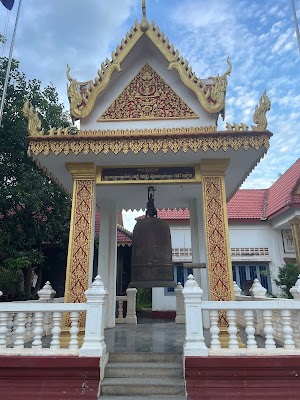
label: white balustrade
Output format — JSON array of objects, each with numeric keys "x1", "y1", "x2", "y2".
[
  {"x1": 115, "y1": 297, "x2": 126, "y2": 323},
  {"x1": 115, "y1": 288, "x2": 137, "y2": 325},
  {"x1": 126, "y1": 288, "x2": 137, "y2": 324},
  {"x1": 0, "y1": 275, "x2": 107, "y2": 357},
  {"x1": 175, "y1": 282, "x2": 185, "y2": 324},
  {"x1": 80, "y1": 275, "x2": 107, "y2": 357},
  {"x1": 182, "y1": 275, "x2": 208, "y2": 357},
  {"x1": 182, "y1": 274, "x2": 300, "y2": 356}
]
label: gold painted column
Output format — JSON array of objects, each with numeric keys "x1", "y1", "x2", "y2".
[
  {"x1": 290, "y1": 217, "x2": 300, "y2": 268},
  {"x1": 64, "y1": 163, "x2": 96, "y2": 327},
  {"x1": 201, "y1": 159, "x2": 234, "y2": 328}
]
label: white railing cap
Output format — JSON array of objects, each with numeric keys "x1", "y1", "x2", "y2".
[
  {"x1": 38, "y1": 281, "x2": 56, "y2": 300},
  {"x1": 290, "y1": 274, "x2": 300, "y2": 299},
  {"x1": 182, "y1": 274, "x2": 203, "y2": 296}
]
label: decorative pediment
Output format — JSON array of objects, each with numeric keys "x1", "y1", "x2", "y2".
[{"x1": 97, "y1": 64, "x2": 198, "y2": 122}]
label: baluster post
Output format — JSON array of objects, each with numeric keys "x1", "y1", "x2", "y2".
[
  {"x1": 263, "y1": 310, "x2": 276, "y2": 349},
  {"x1": 0, "y1": 312, "x2": 8, "y2": 348},
  {"x1": 38, "y1": 281, "x2": 56, "y2": 334},
  {"x1": 227, "y1": 310, "x2": 239, "y2": 349},
  {"x1": 6, "y1": 313, "x2": 14, "y2": 342},
  {"x1": 244, "y1": 310, "x2": 257, "y2": 349},
  {"x1": 80, "y1": 275, "x2": 107, "y2": 357},
  {"x1": 126, "y1": 288, "x2": 137, "y2": 324},
  {"x1": 25, "y1": 312, "x2": 33, "y2": 340},
  {"x1": 182, "y1": 275, "x2": 208, "y2": 357},
  {"x1": 32, "y1": 312, "x2": 44, "y2": 349},
  {"x1": 69, "y1": 311, "x2": 79, "y2": 350},
  {"x1": 50, "y1": 312, "x2": 62, "y2": 350},
  {"x1": 175, "y1": 283, "x2": 185, "y2": 324},
  {"x1": 210, "y1": 310, "x2": 221, "y2": 349},
  {"x1": 14, "y1": 312, "x2": 27, "y2": 349},
  {"x1": 281, "y1": 309, "x2": 295, "y2": 349}
]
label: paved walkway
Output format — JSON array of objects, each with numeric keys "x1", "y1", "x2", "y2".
[{"x1": 104, "y1": 310, "x2": 268, "y2": 353}]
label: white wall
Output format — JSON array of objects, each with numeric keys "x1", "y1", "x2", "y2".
[
  {"x1": 229, "y1": 222, "x2": 293, "y2": 295},
  {"x1": 152, "y1": 220, "x2": 296, "y2": 311}
]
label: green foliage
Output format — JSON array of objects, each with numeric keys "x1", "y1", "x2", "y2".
[
  {"x1": 0, "y1": 57, "x2": 72, "y2": 299},
  {"x1": 136, "y1": 288, "x2": 152, "y2": 310},
  {"x1": 0, "y1": 268, "x2": 23, "y2": 300},
  {"x1": 274, "y1": 263, "x2": 299, "y2": 298}
]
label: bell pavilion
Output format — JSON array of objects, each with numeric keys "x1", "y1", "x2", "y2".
[
  {"x1": 4, "y1": 2, "x2": 300, "y2": 400},
  {"x1": 23, "y1": 1, "x2": 272, "y2": 332}
]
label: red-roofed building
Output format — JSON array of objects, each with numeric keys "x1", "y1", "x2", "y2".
[{"x1": 152, "y1": 160, "x2": 300, "y2": 314}]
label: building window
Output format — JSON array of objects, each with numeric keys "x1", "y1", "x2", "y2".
[
  {"x1": 165, "y1": 264, "x2": 193, "y2": 295},
  {"x1": 232, "y1": 263, "x2": 271, "y2": 294},
  {"x1": 282, "y1": 230, "x2": 295, "y2": 253}
]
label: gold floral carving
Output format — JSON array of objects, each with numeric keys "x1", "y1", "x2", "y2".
[
  {"x1": 98, "y1": 64, "x2": 198, "y2": 121},
  {"x1": 202, "y1": 175, "x2": 234, "y2": 327},
  {"x1": 252, "y1": 90, "x2": 271, "y2": 131},
  {"x1": 23, "y1": 100, "x2": 43, "y2": 136},
  {"x1": 64, "y1": 179, "x2": 95, "y2": 327},
  {"x1": 28, "y1": 134, "x2": 270, "y2": 157}
]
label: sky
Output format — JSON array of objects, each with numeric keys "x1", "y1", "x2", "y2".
[{"x1": 1, "y1": 0, "x2": 300, "y2": 230}]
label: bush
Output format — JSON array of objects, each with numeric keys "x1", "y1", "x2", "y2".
[
  {"x1": 0, "y1": 267, "x2": 24, "y2": 300},
  {"x1": 136, "y1": 288, "x2": 152, "y2": 310},
  {"x1": 274, "y1": 263, "x2": 299, "y2": 298}
]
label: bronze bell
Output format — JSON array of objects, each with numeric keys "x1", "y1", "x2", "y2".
[{"x1": 129, "y1": 187, "x2": 175, "y2": 288}]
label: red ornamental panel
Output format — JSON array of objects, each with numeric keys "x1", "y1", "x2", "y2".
[
  {"x1": 65, "y1": 179, "x2": 94, "y2": 326},
  {"x1": 202, "y1": 176, "x2": 233, "y2": 325}
]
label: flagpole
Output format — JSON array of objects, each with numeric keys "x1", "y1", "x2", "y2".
[
  {"x1": 292, "y1": 0, "x2": 300, "y2": 54},
  {"x1": 0, "y1": 0, "x2": 22, "y2": 127}
]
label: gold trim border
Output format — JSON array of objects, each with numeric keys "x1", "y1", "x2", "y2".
[
  {"x1": 28, "y1": 134, "x2": 270, "y2": 156},
  {"x1": 96, "y1": 164, "x2": 201, "y2": 185}
]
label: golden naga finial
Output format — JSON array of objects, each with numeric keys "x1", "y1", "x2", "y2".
[
  {"x1": 140, "y1": 0, "x2": 149, "y2": 32},
  {"x1": 23, "y1": 100, "x2": 43, "y2": 136},
  {"x1": 66, "y1": 64, "x2": 84, "y2": 116},
  {"x1": 252, "y1": 90, "x2": 271, "y2": 131},
  {"x1": 208, "y1": 56, "x2": 232, "y2": 105}
]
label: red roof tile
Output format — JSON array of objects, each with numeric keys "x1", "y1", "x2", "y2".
[
  {"x1": 266, "y1": 158, "x2": 300, "y2": 218},
  {"x1": 227, "y1": 189, "x2": 268, "y2": 220},
  {"x1": 157, "y1": 208, "x2": 190, "y2": 220},
  {"x1": 95, "y1": 210, "x2": 132, "y2": 246}
]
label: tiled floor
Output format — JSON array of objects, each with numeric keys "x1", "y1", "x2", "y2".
[{"x1": 104, "y1": 311, "x2": 267, "y2": 353}]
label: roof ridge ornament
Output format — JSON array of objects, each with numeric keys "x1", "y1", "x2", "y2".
[
  {"x1": 225, "y1": 90, "x2": 271, "y2": 132},
  {"x1": 140, "y1": 0, "x2": 149, "y2": 32},
  {"x1": 23, "y1": 100, "x2": 43, "y2": 136},
  {"x1": 252, "y1": 90, "x2": 271, "y2": 131}
]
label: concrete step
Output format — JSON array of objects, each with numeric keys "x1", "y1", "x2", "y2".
[
  {"x1": 100, "y1": 377, "x2": 186, "y2": 396},
  {"x1": 100, "y1": 396, "x2": 187, "y2": 400},
  {"x1": 108, "y1": 352, "x2": 182, "y2": 363},
  {"x1": 105, "y1": 362, "x2": 183, "y2": 378}
]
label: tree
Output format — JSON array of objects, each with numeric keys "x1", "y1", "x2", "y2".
[
  {"x1": 274, "y1": 263, "x2": 299, "y2": 298},
  {"x1": 0, "y1": 57, "x2": 72, "y2": 299}
]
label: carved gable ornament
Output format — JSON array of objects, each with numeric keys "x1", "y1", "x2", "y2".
[{"x1": 98, "y1": 64, "x2": 198, "y2": 121}]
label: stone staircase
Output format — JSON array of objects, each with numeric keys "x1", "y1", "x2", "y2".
[{"x1": 99, "y1": 352, "x2": 186, "y2": 399}]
